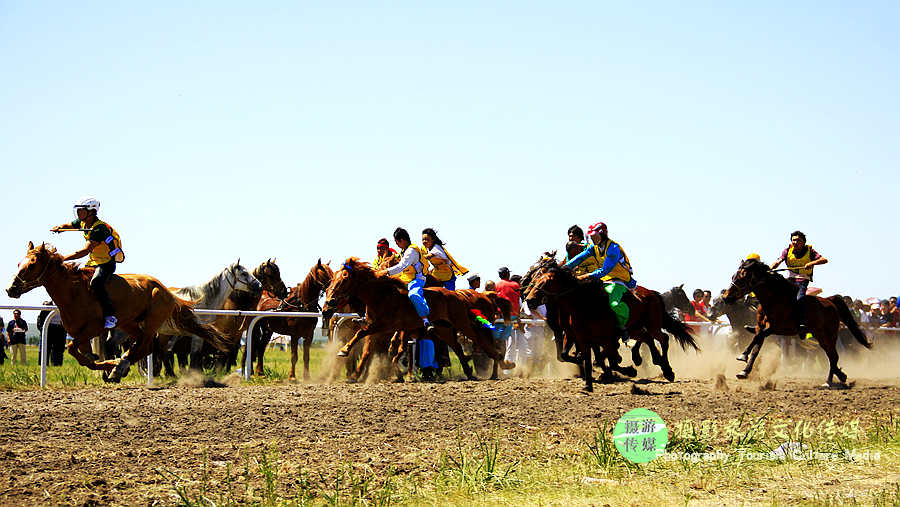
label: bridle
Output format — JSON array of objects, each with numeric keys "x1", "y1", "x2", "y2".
[{"x1": 14, "y1": 259, "x2": 51, "y2": 293}]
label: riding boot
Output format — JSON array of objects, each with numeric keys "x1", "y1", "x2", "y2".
[{"x1": 795, "y1": 298, "x2": 812, "y2": 340}]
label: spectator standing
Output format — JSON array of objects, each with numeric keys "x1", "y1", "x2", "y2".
[
  {"x1": 7, "y1": 310, "x2": 28, "y2": 365},
  {"x1": 467, "y1": 274, "x2": 481, "y2": 291},
  {"x1": 495, "y1": 267, "x2": 524, "y2": 374},
  {"x1": 684, "y1": 289, "x2": 711, "y2": 322}
]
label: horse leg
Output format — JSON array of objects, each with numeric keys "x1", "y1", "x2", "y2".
[
  {"x1": 338, "y1": 326, "x2": 370, "y2": 357},
  {"x1": 737, "y1": 329, "x2": 772, "y2": 379},
  {"x1": 631, "y1": 340, "x2": 643, "y2": 366},
  {"x1": 821, "y1": 331, "x2": 847, "y2": 385},
  {"x1": 582, "y1": 340, "x2": 593, "y2": 392},
  {"x1": 303, "y1": 336, "x2": 312, "y2": 381},
  {"x1": 288, "y1": 336, "x2": 298, "y2": 381},
  {"x1": 646, "y1": 332, "x2": 674, "y2": 382},
  {"x1": 446, "y1": 335, "x2": 476, "y2": 380},
  {"x1": 68, "y1": 337, "x2": 114, "y2": 371}
]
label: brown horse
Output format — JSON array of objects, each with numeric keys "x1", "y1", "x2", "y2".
[
  {"x1": 323, "y1": 258, "x2": 513, "y2": 381},
  {"x1": 526, "y1": 265, "x2": 637, "y2": 392},
  {"x1": 6, "y1": 242, "x2": 231, "y2": 382},
  {"x1": 522, "y1": 253, "x2": 698, "y2": 382},
  {"x1": 248, "y1": 260, "x2": 333, "y2": 380},
  {"x1": 722, "y1": 258, "x2": 870, "y2": 385}
]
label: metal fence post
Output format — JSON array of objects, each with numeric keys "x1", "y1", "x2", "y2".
[{"x1": 39, "y1": 309, "x2": 58, "y2": 388}]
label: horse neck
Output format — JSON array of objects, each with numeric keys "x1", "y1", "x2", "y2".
[
  {"x1": 750, "y1": 273, "x2": 793, "y2": 308},
  {"x1": 295, "y1": 271, "x2": 324, "y2": 309},
  {"x1": 41, "y1": 261, "x2": 85, "y2": 309}
]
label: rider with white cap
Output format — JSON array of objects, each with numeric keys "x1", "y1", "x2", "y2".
[
  {"x1": 51, "y1": 197, "x2": 124, "y2": 329},
  {"x1": 563, "y1": 221, "x2": 636, "y2": 340}
]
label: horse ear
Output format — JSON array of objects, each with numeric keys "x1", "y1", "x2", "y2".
[
  {"x1": 27, "y1": 241, "x2": 34, "y2": 251},
  {"x1": 678, "y1": 283, "x2": 684, "y2": 290},
  {"x1": 236, "y1": 257, "x2": 241, "y2": 266},
  {"x1": 317, "y1": 258, "x2": 322, "y2": 268}
]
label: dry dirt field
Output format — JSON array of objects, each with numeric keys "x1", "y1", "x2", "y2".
[{"x1": 1, "y1": 372, "x2": 898, "y2": 506}]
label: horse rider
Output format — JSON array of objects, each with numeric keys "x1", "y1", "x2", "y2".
[
  {"x1": 769, "y1": 230, "x2": 827, "y2": 339},
  {"x1": 372, "y1": 238, "x2": 399, "y2": 269},
  {"x1": 377, "y1": 227, "x2": 433, "y2": 333},
  {"x1": 422, "y1": 228, "x2": 469, "y2": 290},
  {"x1": 51, "y1": 196, "x2": 124, "y2": 329},
  {"x1": 564, "y1": 225, "x2": 600, "y2": 276},
  {"x1": 563, "y1": 221, "x2": 636, "y2": 340}
]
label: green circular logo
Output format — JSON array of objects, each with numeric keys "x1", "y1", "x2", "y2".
[{"x1": 612, "y1": 408, "x2": 668, "y2": 463}]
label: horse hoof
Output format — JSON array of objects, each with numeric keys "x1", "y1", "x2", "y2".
[
  {"x1": 663, "y1": 370, "x2": 675, "y2": 382},
  {"x1": 736, "y1": 353, "x2": 748, "y2": 362},
  {"x1": 288, "y1": 376, "x2": 296, "y2": 382},
  {"x1": 101, "y1": 371, "x2": 113, "y2": 383},
  {"x1": 113, "y1": 360, "x2": 131, "y2": 380},
  {"x1": 500, "y1": 360, "x2": 516, "y2": 370},
  {"x1": 466, "y1": 375, "x2": 478, "y2": 381},
  {"x1": 345, "y1": 377, "x2": 358, "y2": 384},
  {"x1": 736, "y1": 371, "x2": 748, "y2": 379}
]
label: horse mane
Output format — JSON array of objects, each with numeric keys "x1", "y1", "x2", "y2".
[
  {"x1": 744, "y1": 258, "x2": 796, "y2": 294},
  {"x1": 342, "y1": 257, "x2": 408, "y2": 293}
]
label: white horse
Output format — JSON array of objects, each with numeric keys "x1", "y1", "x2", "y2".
[{"x1": 159, "y1": 259, "x2": 262, "y2": 375}]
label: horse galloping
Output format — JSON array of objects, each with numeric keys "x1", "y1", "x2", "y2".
[
  {"x1": 6, "y1": 242, "x2": 231, "y2": 382},
  {"x1": 722, "y1": 258, "x2": 870, "y2": 385}
]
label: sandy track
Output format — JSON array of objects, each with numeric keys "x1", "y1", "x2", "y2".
[{"x1": 0, "y1": 375, "x2": 897, "y2": 506}]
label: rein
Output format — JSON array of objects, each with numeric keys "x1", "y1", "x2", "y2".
[{"x1": 14, "y1": 260, "x2": 52, "y2": 293}]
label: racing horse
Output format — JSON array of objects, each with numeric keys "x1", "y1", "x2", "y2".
[
  {"x1": 160, "y1": 260, "x2": 261, "y2": 375},
  {"x1": 323, "y1": 258, "x2": 514, "y2": 380},
  {"x1": 722, "y1": 258, "x2": 870, "y2": 385},
  {"x1": 6, "y1": 242, "x2": 231, "y2": 382},
  {"x1": 522, "y1": 253, "x2": 698, "y2": 382},
  {"x1": 247, "y1": 259, "x2": 332, "y2": 380}
]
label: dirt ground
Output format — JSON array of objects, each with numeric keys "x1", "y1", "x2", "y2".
[{"x1": 0, "y1": 370, "x2": 898, "y2": 506}]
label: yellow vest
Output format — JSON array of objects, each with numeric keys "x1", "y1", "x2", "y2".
[
  {"x1": 590, "y1": 240, "x2": 632, "y2": 284},
  {"x1": 373, "y1": 252, "x2": 399, "y2": 269},
  {"x1": 428, "y1": 246, "x2": 469, "y2": 282},
  {"x1": 82, "y1": 219, "x2": 124, "y2": 266},
  {"x1": 786, "y1": 245, "x2": 814, "y2": 277},
  {"x1": 569, "y1": 242, "x2": 600, "y2": 276},
  {"x1": 397, "y1": 244, "x2": 429, "y2": 283}
]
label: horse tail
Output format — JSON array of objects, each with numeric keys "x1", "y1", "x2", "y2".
[
  {"x1": 662, "y1": 311, "x2": 700, "y2": 352},
  {"x1": 168, "y1": 296, "x2": 233, "y2": 353},
  {"x1": 828, "y1": 295, "x2": 871, "y2": 349}
]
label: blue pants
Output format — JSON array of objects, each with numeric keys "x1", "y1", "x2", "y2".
[
  {"x1": 441, "y1": 278, "x2": 456, "y2": 290},
  {"x1": 407, "y1": 276, "x2": 430, "y2": 318},
  {"x1": 417, "y1": 338, "x2": 439, "y2": 369}
]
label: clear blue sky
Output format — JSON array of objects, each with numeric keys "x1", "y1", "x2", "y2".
[{"x1": 2, "y1": 1, "x2": 898, "y2": 314}]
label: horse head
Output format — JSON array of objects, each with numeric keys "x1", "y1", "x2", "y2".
[
  {"x1": 723, "y1": 258, "x2": 768, "y2": 303},
  {"x1": 7, "y1": 241, "x2": 60, "y2": 298},
  {"x1": 323, "y1": 257, "x2": 368, "y2": 312},
  {"x1": 667, "y1": 284, "x2": 694, "y2": 316},
  {"x1": 525, "y1": 265, "x2": 576, "y2": 308},
  {"x1": 228, "y1": 260, "x2": 262, "y2": 295},
  {"x1": 520, "y1": 251, "x2": 558, "y2": 295},
  {"x1": 254, "y1": 258, "x2": 288, "y2": 298}
]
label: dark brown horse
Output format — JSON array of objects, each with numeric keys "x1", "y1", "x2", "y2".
[
  {"x1": 248, "y1": 260, "x2": 333, "y2": 380},
  {"x1": 522, "y1": 253, "x2": 698, "y2": 382},
  {"x1": 6, "y1": 242, "x2": 230, "y2": 382},
  {"x1": 323, "y1": 258, "x2": 513, "y2": 381},
  {"x1": 722, "y1": 258, "x2": 870, "y2": 385}
]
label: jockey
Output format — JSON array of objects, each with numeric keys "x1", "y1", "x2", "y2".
[
  {"x1": 563, "y1": 221, "x2": 636, "y2": 339},
  {"x1": 770, "y1": 230, "x2": 828, "y2": 339},
  {"x1": 422, "y1": 228, "x2": 468, "y2": 290},
  {"x1": 51, "y1": 196, "x2": 124, "y2": 329},
  {"x1": 372, "y1": 238, "x2": 399, "y2": 269},
  {"x1": 564, "y1": 225, "x2": 599, "y2": 276},
  {"x1": 377, "y1": 227, "x2": 433, "y2": 332}
]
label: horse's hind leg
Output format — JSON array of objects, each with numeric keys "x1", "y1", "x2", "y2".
[
  {"x1": 822, "y1": 334, "x2": 847, "y2": 385},
  {"x1": 737, "y1": 330, "x2": 772, "y2": 379},
  {"x1": 582, "y1": 341, "x2": 593, "y2": 392},
  {"x1": 646, "y1": 332, "x2": 674, "y2": 382},
  {"x1": 445, "y1": 335, "x2": 476, "y2": 380}
]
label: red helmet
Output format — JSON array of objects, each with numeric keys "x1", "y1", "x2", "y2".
[{"x1": 587, "y1": 221, "x2": 607, "y2": 236}]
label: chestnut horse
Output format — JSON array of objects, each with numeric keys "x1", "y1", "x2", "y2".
[
  {"x1": 248, "y1": 260, "x2": 332, "y2": 380},
  {"x1": 722, "y1": 258, "x2": 870, "y2": 385},
  {"x1": 6, "y1": 242, "x2": 230, "y2": 382},
  {"x1": 323, "y1": 258, "x2": 513, "y2": 380}
]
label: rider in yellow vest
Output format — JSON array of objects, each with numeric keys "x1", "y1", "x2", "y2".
[
  {"x1": 564, "y1": 225, "x2": 600, "y2": 276},
  {"x1": 51, "y1": 197, "x2": 124, "y2": 329},
  {"x1": 563, "y1": 221, "x2": 636, "y2": 338},
  {"x1": 422, "y1": 228, "x2": 468, "y2": 290},
  {"x1": 770, "y1": 230, "x2": 827, "y2": 339},
  {"x1": 372, "y1": 238, "x2": 400, "y2": 269},
  {"x1": 376, "y1": 227, "x2": 432, "y2": 327}
]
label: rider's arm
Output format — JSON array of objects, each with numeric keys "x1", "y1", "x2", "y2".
[
  {"x1": 51, "y1": 219, "x2": 81, "y2": 233},
  {"x1": 804, "y1": 247, "x2": 828, "y2": 269},
  {"x1": 63, "y1": 240, "x2": 100, "y2": 261},
  {"x1": 385, "y1": 248, "x2": 418, "y2": 276},
  {"x1": 586, "y1": 243, "x2": 623, "y2": 279},
  {"x1": 562, "y1": 247, "x2": 593, "y2": 270},
  {"x1": 770, "y1": 248, "x2": 788, "y2": 270}
]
